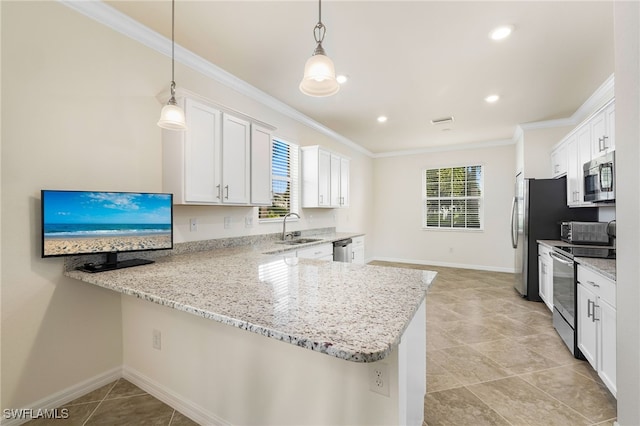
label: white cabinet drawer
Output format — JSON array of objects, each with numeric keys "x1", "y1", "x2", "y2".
[
  {"x1": 352, "y1": 236, "x2": 365, "y2": 248},
  {"x1": 297, "y1": 243, "x2": 333, "y2": 260},
  {"x1": 538, "y1": 244, "x2": 552, "y2": 258},
  {"x1": 577, "y1": 265, "x2": 616, "y2": 308}
]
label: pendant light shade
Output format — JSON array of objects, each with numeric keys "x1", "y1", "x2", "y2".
[
  {"x1": 158, "y1": 85, "x2": 186, "y2": 130},
  {"x1": 158, "y1": 0, "x2": 186, "y2": 130},
  {"x1": 299, "y1": 0, "x2": 339, "y2": 97}
]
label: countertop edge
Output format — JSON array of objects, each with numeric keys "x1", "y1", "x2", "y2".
[
  {"x1": 537, "y1": 239, "x2": 616, "y2": 281},
  {"x1": 64, "y1": 234, "x2": 435, "y2": 364}
]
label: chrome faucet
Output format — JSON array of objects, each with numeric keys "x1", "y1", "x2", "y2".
[{"x1": 282, "y1": 212, "x2": 300, "y2": 240}]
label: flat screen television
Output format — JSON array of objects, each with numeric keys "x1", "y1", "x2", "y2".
[{"x1": 41, "y1": 190, "x2": 173, "y2": 272}]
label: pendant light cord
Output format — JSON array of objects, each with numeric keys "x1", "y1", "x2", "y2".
[
  {"x1": 313, "y1": 0, "x2": 326, "y2": 45},
  {"x1": 171, "y1": 0, "x2": 176, "y2": 95}
]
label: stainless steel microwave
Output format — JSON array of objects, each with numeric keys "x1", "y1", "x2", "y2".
[{"x1": 583, "y1": 151, "x2": 615, "y2": 203}]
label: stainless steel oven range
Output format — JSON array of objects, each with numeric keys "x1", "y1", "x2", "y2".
[
  {"x1": 551, "y1": 245, "x2": 616, "y2": 357},
  {"x1": 551, "y1": 248, "x2": 577, "y2": 355}
]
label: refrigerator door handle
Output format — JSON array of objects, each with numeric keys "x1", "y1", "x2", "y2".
[{"x1": 510, "y1": 196, "x2": 518, "y2": 248}]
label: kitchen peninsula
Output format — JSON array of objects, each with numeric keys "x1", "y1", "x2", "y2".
[{"x1": 65, "y1": 234, "x2": 435, "y2": 425}]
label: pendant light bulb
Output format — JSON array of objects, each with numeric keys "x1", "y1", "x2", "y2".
[
  {"x1": 158, "y1": 0, "x2": 186, "y2": 130},
  {"x1": 299, "y1": 0, "x2": 339, "y2": 97}
]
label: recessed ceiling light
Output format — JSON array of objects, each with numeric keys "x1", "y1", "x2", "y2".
[
  {"x1": 485, "y1": 94, "x2": 500, "y2": 103},
  {"x1": 489, "y1": 25, "x2": 514, "y2": 41},
  {"x1": 336, "y1": 75, "x2": 348, "y2": 84},
  {"x1": 377, "y1": 116, "x2": 388, "y2": 123}
]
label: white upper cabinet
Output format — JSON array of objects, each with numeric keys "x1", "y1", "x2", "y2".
[
  {"x1": 301, "y1": 146, "x2": 350, "y2": 208},
  {"x1": 163, "y1": 97, "x2": 222, "y2": 204},
  {"x1": 340, "y1": 157, "x2": 350, "y2": 207},
  {"x1": 590, "y1": 101, "x2": 615, "y2": 157},
  {"x1": 330, "y1": 154, "x2": 341, "y2": 207},
  {"x1": 552, "y1": 98, "x2": 614, "y2": 208},
  {"x1": 162, "y1": 95, "x2": 274, "y2": 206},
  {"x1": 550, "y1": 143, "x2": 567, "y2": 178},
  {"x1": 250, "y1": 125, "x2": 273, "y2": 206},
  {"x1": 221, "y1": 113, "x2": 251, "y2": 205}
]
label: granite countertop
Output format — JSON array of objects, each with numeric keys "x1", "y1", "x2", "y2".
[
  {"x1": 537, "y1": 239, "x2": 616, "y2": 281},
  {"x1": 65, "y1": 233, "x2": 435, "y2": 363}
]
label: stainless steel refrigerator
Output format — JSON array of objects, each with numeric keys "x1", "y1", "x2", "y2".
[{"x1": 510, "y1": 174, "x2": 597, "y2": 300}]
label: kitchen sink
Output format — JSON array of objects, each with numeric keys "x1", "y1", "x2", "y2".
[{"x1": 275, "y1": 238, "x2": 323, "y2": 245}]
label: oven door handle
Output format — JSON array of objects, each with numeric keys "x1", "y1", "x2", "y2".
[{"x1": 549, "y1": 251, "x2": 574, "y2": 266}]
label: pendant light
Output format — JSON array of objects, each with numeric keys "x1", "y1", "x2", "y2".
[
  {"x1": 157, "y1": 0, "x2": 186, "y2": 130},
  {"x1": 299, "y1": 0, "x2": 340, "y2": 97}
]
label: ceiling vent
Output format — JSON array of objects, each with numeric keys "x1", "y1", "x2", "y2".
[{"x1": 431, "y1": 116, "x2": 455, "y2": 125}]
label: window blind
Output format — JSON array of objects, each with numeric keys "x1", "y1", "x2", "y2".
[
  {"x1": 259, "y1": 140, "x2": 299, "y2": 220},
  {"x1": 423, "y1": 165, "x2": 483, "y2": 229}
]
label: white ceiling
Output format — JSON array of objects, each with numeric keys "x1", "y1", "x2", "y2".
[{"x1": 106, "y1": 1, "x2": 614, "y2": 155}]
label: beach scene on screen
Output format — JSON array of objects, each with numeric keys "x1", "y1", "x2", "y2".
[{"x1": 43, "y1": 191, "x2": 172, "y2": 256}]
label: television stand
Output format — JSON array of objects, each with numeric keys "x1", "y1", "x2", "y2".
[{"x1": 76, "y1": 253, "x2": 154, "y2": 273}]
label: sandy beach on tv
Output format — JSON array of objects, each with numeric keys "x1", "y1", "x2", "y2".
[{"x1": 44, "y1": 234, "x2": 172, "y2": 256}]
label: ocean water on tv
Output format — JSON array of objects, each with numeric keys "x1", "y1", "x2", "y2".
[{"x1": 44, "y1": 223, "x2": 172, "y2": 238}]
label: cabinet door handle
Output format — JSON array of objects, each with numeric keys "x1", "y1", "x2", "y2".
[
  {"x1": 593, "y1": 303, "x2": 600, "y2": 322},
  {"x1": 554, "y1": 164, "x2": 559, "y2": 173},
  {"x1": 320, "y1": 194, "x2": 323, "y2": 204},
  {"x1": 602, "y1": 135, "x2": 609, "y2": 151},
  {"x1": 586, "y1": 280, "x2": 600, "y2": 288},
  {"x1": 225, "y1": 185, "x2": 229, "y2": 200},
  {"x1": 216, "y1": 184, "x2": 221, "y2": 200},
  {"x1": 587, "y1": 299, "x2": 593, "y2": 319}
]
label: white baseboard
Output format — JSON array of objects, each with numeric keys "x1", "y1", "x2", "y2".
[
  {"x1": 0, "y1": 367, "x2": 121, "y2": 426},
  {"x1": 122, "y1": 365, "x2": 230, "y2": 426},
  {"x1": 370, "y1": 256, "x2": 516, "y2": 273}
]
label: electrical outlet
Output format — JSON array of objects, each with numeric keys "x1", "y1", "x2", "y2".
[
  {"x1": 369, "y1": 362, "x2": 390, "y2": 396},
  {"x1": 224, "y1": 217, "x2": 231, "y2": 229},
  {"x1": 245, "y1": 216, "x2": 253, "y2": 228},
  {"x1": 189, "y1": 218, "x2": 197, "y2": 232},
  {"x1": 152, "y1": 329, "x2": 162, "y2": 350}
]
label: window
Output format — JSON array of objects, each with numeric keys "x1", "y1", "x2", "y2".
[
  {"x1": 259, "y1": 139, "x2": 299, "y2": 221},
  {"x1": 422, "y1": 165, "x2": 483, "y2": 230}
]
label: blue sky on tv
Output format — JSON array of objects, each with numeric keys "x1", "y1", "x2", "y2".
[{"x1": 44, "y1": 191, "x2": 172, "y2": 225}]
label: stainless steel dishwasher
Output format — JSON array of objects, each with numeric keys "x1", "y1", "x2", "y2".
[{"x1": 333, "y1": 238, "x2": 353, "y2": 262}]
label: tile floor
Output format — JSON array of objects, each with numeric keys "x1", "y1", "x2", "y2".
[
  {"x1": 25, "y1": 378, "x2": 198, "y2": 426},
  {"x1": 371, "y1": 261, "x2": 617, "y2": 426},
  {"x1": 27, "y1": 263, "x2": 617, "y2": 425}
]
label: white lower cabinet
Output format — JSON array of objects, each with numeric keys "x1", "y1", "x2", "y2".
[
  {"x1": 351, "y1": 236, "x2": 365, "y2": 264},
  {"x1": 577, "y1": 264, "x2": 616, "y2": 397},
  {"x1": 297, "y1": 243, "x2": 333, "y2": 261},
  {"x1": 537, "y1": 244, "x2": 553, "y2": 311}
]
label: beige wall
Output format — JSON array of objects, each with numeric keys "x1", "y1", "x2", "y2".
[
  {"x1": 614, "y1": 1, "x2": 640, "y2": 424},
  {"x1": 372, "y1": 144, "x2": 516, "y2": 272},
  {"x1": 0, "y1": 1, "x2": 373, "y2": 410}
]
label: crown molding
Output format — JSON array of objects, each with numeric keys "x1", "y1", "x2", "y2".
[{"x1": 58, "y1": 0, "x2": 373, "y2": 158}]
